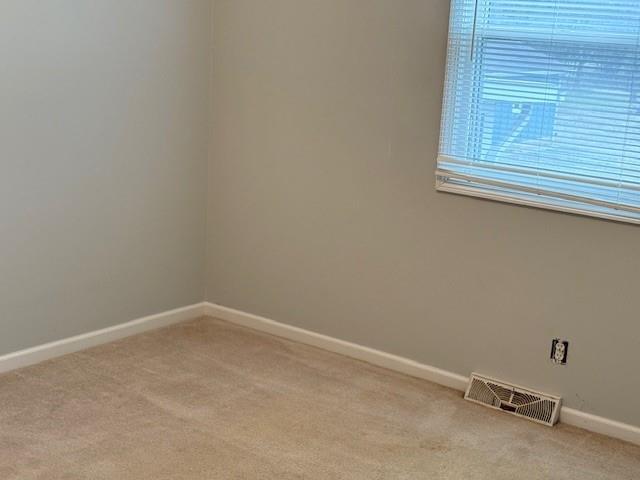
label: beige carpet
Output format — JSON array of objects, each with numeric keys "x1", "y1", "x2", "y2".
[{"x1": 1, "y1": 317, "x2": 638, "y2": 479}]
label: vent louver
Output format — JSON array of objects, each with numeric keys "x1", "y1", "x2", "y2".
[{"x1": 465, "y1": 373, "x2": 561, "y2": 427}]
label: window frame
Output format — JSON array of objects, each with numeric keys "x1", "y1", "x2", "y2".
[{"x1": 436, "y1": 0, "x2": 640, "y2": 225}]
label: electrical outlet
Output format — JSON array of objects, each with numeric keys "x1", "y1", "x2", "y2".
[{"x1": 550, "y1": 339, "x2": 569, "y2": 365}]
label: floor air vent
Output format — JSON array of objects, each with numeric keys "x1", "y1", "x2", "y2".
[{"x1": 465, "y1": 373, "x2": 561, "y2": 427}]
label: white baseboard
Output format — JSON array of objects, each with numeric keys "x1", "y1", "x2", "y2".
[
  {"x1": 560, "y1": 407, "x2": 640, "y2": 446},
  {"x1": 0, "y1": 302, "x2": 207, "y2": 374},
  {"x1": 204, "y1": 302, "x2": 640, "y2": 446},
  {"x1": 203, "y1": 303, "x2": 467, "y2": 392}
]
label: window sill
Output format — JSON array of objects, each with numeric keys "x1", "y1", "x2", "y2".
[{"x1": 435, "y1": 178, "x2": 640, "y2": 226}]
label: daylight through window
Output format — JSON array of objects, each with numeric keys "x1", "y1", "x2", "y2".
[{"x1": 437, "y1": 0, "x2": 640, "y2": 223}]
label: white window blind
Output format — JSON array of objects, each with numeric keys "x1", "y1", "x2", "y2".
[{"x1": 437, "y1": 0, "x2": 640, "y2": 223}]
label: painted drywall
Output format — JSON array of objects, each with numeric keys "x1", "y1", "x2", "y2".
[
  {"x1": 206, "y1": 0, "x2": 640, "y2": 427},
  {"x1": 0, "y1": 1, "x2": 210, "y2": 355}
]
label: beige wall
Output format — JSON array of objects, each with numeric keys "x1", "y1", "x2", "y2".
[
  {"x1": 0, "y1": 1, "x2": 211, "y2": 354},
  {"x1": 207, "y1": 0, "x2": 640, "y2": 426}
]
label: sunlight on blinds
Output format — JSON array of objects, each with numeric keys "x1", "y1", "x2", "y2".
[{"x1": 437, "y1": 0, "x2": 640, "y2": 223}]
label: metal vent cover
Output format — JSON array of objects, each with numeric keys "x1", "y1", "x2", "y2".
[{"x1": 465, "y1": 373, "x2": 561, "y2": 427}]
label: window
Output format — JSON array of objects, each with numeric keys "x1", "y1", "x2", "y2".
[{"x1": 437, "y1": 0, "x2": 640, "y2": 224}]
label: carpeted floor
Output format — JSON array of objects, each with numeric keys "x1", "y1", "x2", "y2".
[{"x1": 0, "y1": 317, "x2": 638, "y2": 479}]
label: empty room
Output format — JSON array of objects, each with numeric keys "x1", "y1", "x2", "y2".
[{"x1": 1, "y1": 0, "x2": 639, "y2": 478}]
